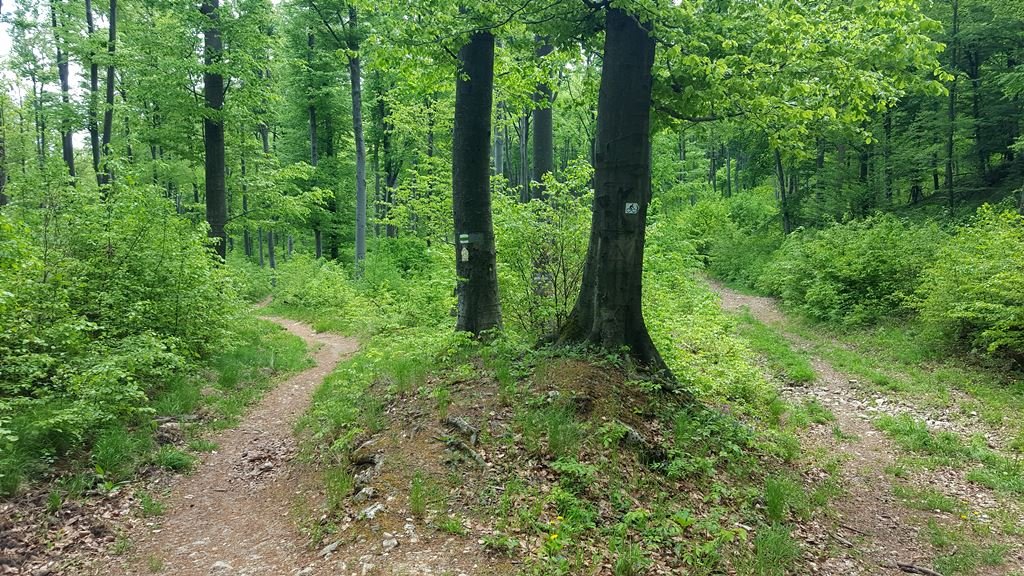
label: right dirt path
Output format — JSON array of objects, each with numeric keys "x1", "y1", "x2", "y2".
[{"x1": 708, "y1": 280, "x2": 1023, "y2": 576}]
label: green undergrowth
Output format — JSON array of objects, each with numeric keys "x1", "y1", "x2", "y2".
[
  {"x1": 729, "y1": 312, "x2": 816, "y2": 385},
  {"x1": 277, "y1": 241, "x2": 844, "y2": 575},
  {"x1": 0, "y1": 316, "x2": 310, "y2": 498},
  {"x1": 875, "y1": 414, "x2": 1024, "y2": 496}
]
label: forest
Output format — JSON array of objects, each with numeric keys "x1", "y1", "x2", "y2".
[{"x1": 2, "y1": 0, "x2": 1024, "y2": 574}]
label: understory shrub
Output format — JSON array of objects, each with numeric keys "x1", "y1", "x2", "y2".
[
  {"x1": 917, "y1": 206, "x2": 1024, "y2": 361},
  {"x1": 0, "y1": 185, "x2": 244, "y2": 495},
  {"x1": 757, "y1": 214, "x2": 947, "y2": 325}
]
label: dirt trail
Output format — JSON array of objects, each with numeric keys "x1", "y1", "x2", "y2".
[
  {"x1": 708, "y1": 280, "x2": 1021, "y2": 576},
  {"x1": 110, "y1": 317, "x2": 358, "y2": 576}
]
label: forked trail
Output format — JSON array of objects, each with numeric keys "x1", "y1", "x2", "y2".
[
  {"x1": 106, "y1": 317, "x2": 358, "y2": 576},
  {"x1": 710, "y1": 280, "x2": 1023, "y2": 576}
]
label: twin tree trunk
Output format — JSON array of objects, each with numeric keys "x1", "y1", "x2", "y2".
[
  {"x1": 96, "y1": 0, "x2": 116, "y2": 190},
  {"x1": 453, "y1": 31, "x2": 502, "y2": 336},
  {"x1": 558, "y1": 8, "x2": 668, "y2": 374},
  {"x1": 202, "y1": 0, "x2": 227, "y2": 260}
]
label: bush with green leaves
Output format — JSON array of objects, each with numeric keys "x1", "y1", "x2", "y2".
[
  {"x1": 917, "y1": 206, "x2": 1024, "y2": 360},
  {"x1": 493, "y1": 161, "x2": 593, "y2": 339},
  {"x1": 757, "y1": 214, "x2": 947, "y2": 325},
  {"x1": 0, "y1": 185, "x2": 245, "y2": 495}
]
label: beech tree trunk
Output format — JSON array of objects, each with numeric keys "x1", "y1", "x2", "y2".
[
  {"x1": 518, "y1": 114, "x2": 529, "y2": 202},
  {"x1": 453, "y1": 30, "x2": 501, "y2": 336},
  {"x1": 558, "y1": 8, "x2": 666, "y2": 373},
  {"x1": 494, "y1": 101, "x2": 505, "y2": 177},
  {"x1": 52, "y1": 5, "x2": 75, "y2": 179},
  {"x1": 348, "y1": 7, "x2": 367, "y2": 266},
  {"x1": 532, "y1": 38, "x2": 554, "y2": 199},
  {"x1": 775, "y1": 149, "x2": 792, "y2": 234},
  {"x1": 83, "y1": 0, "x2": 100, "y2": 179},
  {"x1": 97, "y1": 0, "x2": 116, "y2": 190},
  {"x1": 946, "y1": 0, "x2": 959, "y2": 214},
  {"x1": 202, "y1": 0, "x2": 227, "y2": 260}
]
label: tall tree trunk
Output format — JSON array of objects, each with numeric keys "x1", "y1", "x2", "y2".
[
  {"x1": 97, "y1": 0, "x2": 116, "y2": 190},
  {"x1": 494, "y1": 101, "x2": 505, "y2": 177},
  {"x1": 453, "y1": 30, "x2": 501, "y2": 336},
  {"x1": 518, "y1": 114, "x2": 530, "y2": 202},
  {"x1": 51, "y1": 4, "x2": 75, "y2": 179},
  {"x1": 308, "y1": 33, "x2": 323, "y2": 258},
  {"x1": 775, "y1": 149, "x2": 792, "y2": 234},
  {"x1": 558, "y1": 8, "x2": 666, "y2": 374},
  {"x1": 202, "y1": 0, "x2": 227, "y2": 260},
  {"x1": 884, "y1": 111, "x2": 893, "y2": 203},
  {"x1": 268, "y1": 230, "x2": 276, "y2": 269},
  {"x1": 348, "y1": 7, "x2": 367, "y2": 266},
  {"x1": 532, "y1": 37, "x2": 554, "y2": 199},
  {"x1": 724, "y1": 146, "x2": 732, "y2": 198},
  {"x1": 0, "y1": 103, "x2": 6, "y2": 207},
  {"x1": 242, "y1": 155, "x2": 251, "y2": 257},
  {"x1": 258, "y1": 227, "x2": 264, "y2": 267},
  {"x1": 85, "y1": 0, "x2": 100, "y2": 179},
  {"x1": 946, "y1": 0, "x2": 959, "y2": 214}
]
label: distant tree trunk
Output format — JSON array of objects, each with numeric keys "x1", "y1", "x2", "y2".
[
  {"x1": 85, "y1": 0, "x2": 100, "y2": 178},
  {"x1": 775, "y1": 149, "x2": 792, "y2": 234},
  {"x1": 518, "y1": 114, "x2": 530, "y2": 202},
  {"x1": 51, "y1": 5, "x2": 75, "y2": 179},
  {"x1": 558, "y1": 8, "x2": 667, "y2": 374},
  {"x1": 724, "y1": 146, "x2": 732, "y2": 198},
  {"x1": 946, "y1": 0, "x2": 959, "y2": 214},
  {"x1": 0, "y1": 103, "x2": 6, "y2": 207},
  {"x1": 453, "y1": 30, "x2": 501, "y2": 336},
  {"x1": 348, "y1": 7, "x2": 367, "y2": 266},
  {"x1": 268, "y1": 230, "x2": 276, "y2": 269},
  {"x1": 201, "y1": 0, "x2": 227, "y2": 260},
  {"x1": 883, "y1": 112, "x2": 893, "y2": 202},
  {"x1": 532, "y1": 37, "x2": 554, "y2": 199},
  {"x1": 494, "y1": 101, "x2": 505, "y2": 177},
  {"x1": 258, "y1": 227, "x2": 265, "y2": 267},
  {"x1": 242, "y1": 155, "x2": 252, "y2": 257},
  {"x1": 932, "y1": 152, "x2": 940, "y2": 193},
  {"x1": 967, "y1": 50, "x2": 986, "y2": 180},
  {"x1": 308, "y1": 33, "x2": 322, "y2": 258},
  {"x1": 97, "y1": 0, "x2": 117, "y2": 190}
]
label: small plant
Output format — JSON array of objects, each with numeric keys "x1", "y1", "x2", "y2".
[
  {"x1": 893, "y1": 484, "x2": 962, "y2": 513},
  {"x1": 152, "y1": 446, "x2": 197, "y2": 472},
  {"x1": 482, "y1": 532, "x2": 520, "y2": 557},
  {"x1": 764, "y1": 475, "x2": 805, "y2": 523},
  {"x1": 438, "y1": 516, "x2": 466, "y2": 535},
  {"x1": 147, "y1": 555, "x2": 164, "y2": 573},
  {"x1": 613, "y1": 542, "x2": 649, "y2": 576},
  {"x1": 410, "y1": 472, "x2": 428, "y2": 518},
  {"x1": 550, "y1": 458, "x2": 597, "y2": 493},
  {"x1": 187, "y1": 438, "x2": 218, "y2": 453},
  {"x1": 751, "y1": 525, "x2": 800, "y2": 576},
  {"x1": 324, "y1": 466, "x2": 354, "y2": 514},
  {"x1": 434, "y1": 386, "x2": 451, "y2": 421},
  {"x1": 45, "y1": 490, "x2": 63, "y2": 514},
  {"x1": 110, "y1": 535, "x2": 133, "y2": 555},
  {"x1": 138, "y1": 491, "x2": 166, "y2": 517}
]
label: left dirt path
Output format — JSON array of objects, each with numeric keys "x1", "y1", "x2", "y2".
[{"x1": 102, "y1": 316, "x2": 359, "y2": 576}]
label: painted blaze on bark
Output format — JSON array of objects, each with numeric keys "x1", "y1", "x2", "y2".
[
  {"x1": 560, "y1": 8, "x2": 668, "y2": 374},
  {"x1": 453, "y1": 31, "x2": 501, "y2": 336}
]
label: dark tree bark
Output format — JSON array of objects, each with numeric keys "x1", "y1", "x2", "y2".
[
  {"x1": 242, "y1": 154, "x2": 252, "y2": 257},
  {"x1": 724, "y1": 146, "x2": 732, "y2": 198},
  {"x1": 946, "y1": 0, "x2": 959, "y2": 214},
  {"x1": 558, "y1": 8, "x2": 666, "y2": 374},
  {"x1": 453, "y1": 30, "x2": 501, "y2": 336},
  {"x1": 258, "y1": 226, "x2": 265, "y2": 266},
  {"x1": 308, "y1": 33, "x2": 323, "y2": 258},
  {"x1": 201, "y1": 0, "x2": 227, "y2": 260},
  {"x1": 532, "y1": 37, "x2": 554, "y2": 199},
  {"x1": 775, "y1": 149, "x2": 792, "y2": 234},
  {"x1": 51, "y1": 4, "x2": 75, "y2": 179},
  {"x1": 884, "y1": 111, "x2": 893, "y2": 203},
  {"x1": 97, "y1": 0, "x2": 116, "y2": 189},
  {"x1": 268, "y1": 229, "x2": 277, "y2": 269},
  {"x1": 85, "y1": 0, "x2": 100, "y2": 179},
  {"x1": 348, "y1": 7, "x2": 367, "y2": 266}
]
